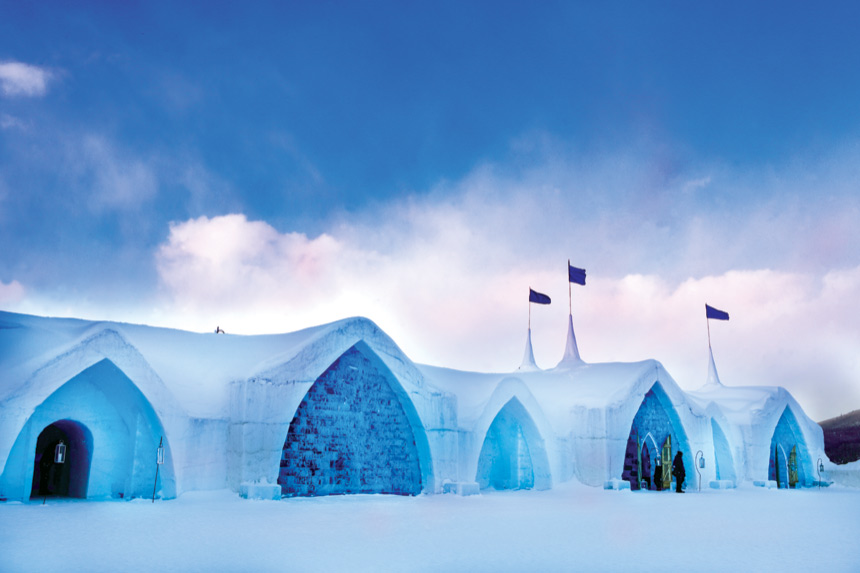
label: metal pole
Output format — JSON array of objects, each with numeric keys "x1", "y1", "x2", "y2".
[
  {"x1": 568, "y1": 260, "x2": 572, "y2": 316},
  {"x1": 707, "y1": 315, "x2": 711, "y2": 349},
  {"x1": 152, "y1": 465, "x2": 159, "y2": 503},
  {"x1": 152, "y1": 436, "x2": 163, "y2": 503}
]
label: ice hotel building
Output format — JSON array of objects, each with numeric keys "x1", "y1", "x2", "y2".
[{"x1": 0, "y1": 310, "x2": 827, "y2": 502}]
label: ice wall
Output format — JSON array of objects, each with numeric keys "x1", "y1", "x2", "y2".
[{"x1": 279, "y1": 346, "x2": 422, "y2": 496}]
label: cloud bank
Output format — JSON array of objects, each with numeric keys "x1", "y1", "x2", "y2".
[{"x1": 151, "y1": 142, "x2": 860, "y2": 421}]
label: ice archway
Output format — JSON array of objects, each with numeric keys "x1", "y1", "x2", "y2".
[
  {"x1": 278, "y1": 342, "x2": 430, "y2": 497},
  {"x1": 2, "y1": 359, "x2": 175, "y2": 500},
  {"x1": 768, "y1": 406, "x2": 811, "y2": 488},
  {"x1": 475, "y1": 397, "x2": 552, "y2": 491},
  {"x1": 711, "y1": 419, "x2": 737, "y2": 484},
  {"x1": 622, "y1": 382, "x2": 692, "y2": 490}
]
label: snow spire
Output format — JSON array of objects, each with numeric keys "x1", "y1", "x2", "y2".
[
  {"x1": 517, "y1": 328, "x2": 540, "y2": 372},
  {"x1": 702, "y1": 346, "x2": 724, "y2": 389},
  {"x1": 555, "y1": 313, "x2": 583, "y2": 369}
]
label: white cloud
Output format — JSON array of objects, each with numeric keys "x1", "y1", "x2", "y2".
[
  {"x1": 0, "y1": 61, "x2": 52, "y2": 97},
  {"x1": 1, "y1": 113, "x2": 27, "y2": 130},
  {"x1": 0, "y1": 279, "x2": 26, "y2": 305},
  {"x1": 156, "y1": 214, "x2": 357, "y2": 314},
  {"x1": 64, "y1": 135, "x2": 159, "y2": 212},
  {"x1": 153, "y1": 206, "x2": 860, "y2": 421}
]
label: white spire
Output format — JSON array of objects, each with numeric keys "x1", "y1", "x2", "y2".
[
  {"x1": 555, "y1": 313, "x2": 583, "y2": 369},
  {"x1": 703, "y1": 346, "x2": 723, "y2": 388},
  {"x1": 517, "y1": 328, "x2": 540, "y2": 372}
]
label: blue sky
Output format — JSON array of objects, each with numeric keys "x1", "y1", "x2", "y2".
[{"x1": 2, "y1": 2, "x2": 859, "y2": 419}]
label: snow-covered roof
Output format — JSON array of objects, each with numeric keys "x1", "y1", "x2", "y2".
[
  {"x1": 0, "y1": 311, "x2": 428, "y2": 420},
  {"x1": 418, "y1": 356, "x2": 677, "y2": 434}
]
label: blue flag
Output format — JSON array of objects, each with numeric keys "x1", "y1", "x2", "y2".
[
  {"x1": 706, "y1": 304, "x2": 729, "y2": 321},
  {"x1": 568, "y1": 264, "x2": 586, "y2": 286},
  {"x1": 529, "y1": 288, "x2": 551, "y2": 305}
]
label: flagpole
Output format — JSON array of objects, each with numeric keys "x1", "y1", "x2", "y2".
[
  {"x1": 528, "y1": 288, "x2": 531, "y2": 330},
  {"x1": 568, "y1": 260, "x2": 572, "y2": 316},
  {"x1": 707, "y1": 315, "x2": 712, "y2": 350}
]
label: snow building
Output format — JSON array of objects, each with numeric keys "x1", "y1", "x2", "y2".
[
  {"x1": 686, "y1": 348, "x2": 827, "y2": 488},
  {"x1": 0, "y1": 310, "x2": 827, "y2": 502}
]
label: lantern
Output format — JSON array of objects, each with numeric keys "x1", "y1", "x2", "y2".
[
  {"x1": 54, "y1": 440, "x2": 66, "y2": 464},
  {"x1": 818, "y1": 460, "x2": 824, "y2": 474},
  {"x1": 153, "y1": 436, "x2": 164, "y2": 503},
  {"x1": 694, "y1": 450, "x2": 704, "y2": 491}
]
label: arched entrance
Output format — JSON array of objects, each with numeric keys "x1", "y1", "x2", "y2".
[
  {"x1": 278, "y1": 344, "x2": 424, "y2": 497},
  {"x1": 711, "y1": 419, "x2": 736, "y2": 484},
  {"x1": 768, "y1": 407, "x2": 808, "y2": 488},
  {"x1": 30, "y1": 420, "x2": 93, "y2": 499},
  {"x1": 623, "y1": 383, "x2": 691, "y2": 491},
  {"x1": 475, "y1": 397, "x2": 551, "y2": 491},
  {"x1": 1, "y1": 358, "x2": 175, "y2": 501}
]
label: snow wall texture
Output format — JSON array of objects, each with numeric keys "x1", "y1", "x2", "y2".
[{"x1": 278, "y1": 345, "x2": 422, "y2": 496}]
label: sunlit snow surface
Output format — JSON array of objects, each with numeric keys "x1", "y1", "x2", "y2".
[{"x1": 2, "y1": 483, "x2": 859, "y2": 572}]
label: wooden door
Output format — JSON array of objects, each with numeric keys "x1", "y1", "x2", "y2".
[
  {"x1": 788, "y1": 445, "x2": 798, "y2": 488},
  {"x1": 774, "y1": 445, "x2": 782, "y2": 488},
  {"x1": 661, "y1": 436, "x2": 672, "y2": 490}
]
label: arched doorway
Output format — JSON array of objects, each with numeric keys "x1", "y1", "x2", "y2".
[
  {"x1": 30, "y1": 420, "x2": 93, "y2": 499},
  {"x1": 622, "y1": 383, "x2": 691, "y2": 491},
  {"x1": 711, "y1": 419, "x2": 736, "y2": 484},
  {"x1": 278, "y1": 344, "x2": 424, "y2": 497},
  {"x1": 1, "y1": 358, "x2": 175, "y2": 501},
  {"x1": 475, "y1": 397, "x2": 551, "y2": 491},
  {"x1": 768, "y1": 407, "x2": 808, "y2": 488}
]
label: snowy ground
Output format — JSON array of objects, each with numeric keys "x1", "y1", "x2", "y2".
[{"x1": 2, "y1": 483, "x2": 859, "y2": 572}]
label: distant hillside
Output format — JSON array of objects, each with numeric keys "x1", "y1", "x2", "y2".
[{"x1": 820, "y1": 410, "x2": 860, "y2": 465}]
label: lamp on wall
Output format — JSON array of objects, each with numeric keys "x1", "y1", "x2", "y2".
[
  {"x1": 695, "y1": 450, "x2": 704, "y2": 492},
  {"x1": 152, "y1": 436, "x2": 164, "y2": 503},
  {"x1": 44, "y1": 440, "x2": 68, "y2": 504},
  {"x1": 817, "y1": 457, "x2": 824, "y2": 490}
]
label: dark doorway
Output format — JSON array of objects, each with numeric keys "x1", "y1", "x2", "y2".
[{"x1": 30, "y1": 421, "x2": 93, "y2": 499}]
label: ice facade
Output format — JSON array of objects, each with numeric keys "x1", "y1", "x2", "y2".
[
  {"x1": 768, "y1": 407, "x2": 811, "y2": 488},
  {"x1": 278, "y1": 345, "x2": 422, "y2": 496},
  {"x1": 621, "y1": 383, "x2": 692, "y2": 491},
  {"x1": 0, "y1": 311, "x2": 830, "y2": 502}
]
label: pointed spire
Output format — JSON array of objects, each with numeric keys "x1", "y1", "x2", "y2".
[
  {"x1": 555, "y1": 314, "x2": 583, "y2": 369},
  {"x1": 517, "y1": 328, "x2": 540, "y2": 372},
  {"x1": 702, "y1": 346, "x2": 723, "y2": 389}
]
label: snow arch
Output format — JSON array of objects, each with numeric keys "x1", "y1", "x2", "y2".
[
  {"x1": 278, "y1": 342, "x2": 431, "y2": 497},
  {"x1": 622, "y1": 382, "x2": 692, "y2": 490},
  {"x1": 475, "y1": 397, "x2": 552, "y2": 491},
  {"x1": 711, "y1": 419, "x2": 736, "y2": 484},
  {"x1": 768, "y1": 406, "x2": 811, "y2": 488},
  {"x1": 1, "y1": 359, "x2": 175, "y2": 501}
]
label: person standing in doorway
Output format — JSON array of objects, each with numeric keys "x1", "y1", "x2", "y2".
[{"x1": 672, "y1": 451, "x2": 686, "y2": 493}]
